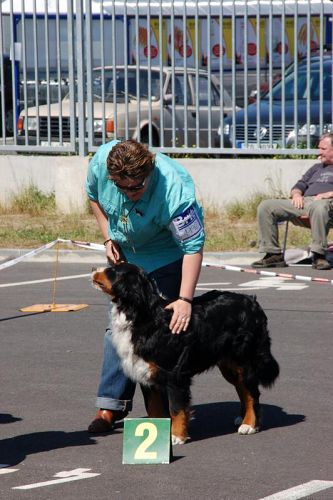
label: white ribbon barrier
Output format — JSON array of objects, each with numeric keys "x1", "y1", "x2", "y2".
[
  {"x1": 0, "y1": 240, "x2": 60, "y2": 271},
  {"x1": 202, "y1": 261, "x2": 333, "y2": 285},
  {"x1": 0, "y1": 239, "x2": 104, "y2": 271},
  {"x1": 1, "y1": 239, "x2": 333, "y2": 285},
  {"x1": 57, "y1": 238, "x2": 105, "y2": 252}
]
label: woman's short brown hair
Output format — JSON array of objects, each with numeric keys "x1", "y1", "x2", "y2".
[{"x1": 107, "y1": 139, "x2": 155, "y2": 179}]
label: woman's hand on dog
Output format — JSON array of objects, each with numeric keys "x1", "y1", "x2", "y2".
[
  {"x1": 105, "y1": 240, "x2": 125, "y2": 264},
  {"x1": 165, "y1": 300, "x2": 192, "y2": 334}
]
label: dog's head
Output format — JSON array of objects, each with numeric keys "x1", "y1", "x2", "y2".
[
  {"x1": 91, "y1": 262, "x2": 159, "y2": 311},
  {"x1": 91, "y1": 262, "x2": 139, "y2": 296}
]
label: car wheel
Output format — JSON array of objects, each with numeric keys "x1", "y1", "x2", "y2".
[
  {"x1": 140, "y1": 128, "x2": 159, "y2": 147},
  {"x1": 5, "y1": 109, "x2": 14, "y2": 136}
]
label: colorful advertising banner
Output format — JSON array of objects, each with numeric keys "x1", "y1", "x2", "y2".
[
  {"x1": 235, "y1": 18, "x2": 266, "y2": 67},
  {"x1": 129, "y1": 18, "x2": 167, "y2": 65},
  {"x1": 267, "y1": 16, "x2": 322, "y2": 66},
  {"x1": 268, "y1": 17, "x2": 293, "y2": 66},
  {"x1": 128, "y1": 15, "x2": 325, "y2": 70},
  {"x1": 166, "y1": 18, "x2": 197, "y2": 66},
  {"x1": 201, "y1": 17, "x2": 266, "y2": 69},
  {"x1": 296, "y1": 16, "x2": 321, "y2": 58},
  {"x1": 201, "y1": 17, "x2": 232, "y2": 69}
]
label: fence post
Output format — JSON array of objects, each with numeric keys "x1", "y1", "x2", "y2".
[{"x1": 75, "y1": 0, "x2": 87, "y2": 156}]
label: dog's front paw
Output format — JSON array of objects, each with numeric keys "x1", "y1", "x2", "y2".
[
  {"x1": 237, "y1": 424, "x2": 258, "y2": 435},
  {"x1": 172, "y1": 434, "x2": 188, "y2": 445}
]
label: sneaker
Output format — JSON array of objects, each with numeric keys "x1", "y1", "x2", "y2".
[
  {"x1": 312, "y1": 253, "x2": 331, "y2": 270},
  {"x1": 252, "y1": 253, "x2": 287, "y2": 268}
]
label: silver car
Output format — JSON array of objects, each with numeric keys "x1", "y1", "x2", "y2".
[{"x1": 18, "y1": 66, "x2": 234, "y2": 148}]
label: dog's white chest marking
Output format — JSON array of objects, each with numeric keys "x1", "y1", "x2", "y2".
[{"x1": 111, "y1": 307, "x2": 153, "y2": 386}]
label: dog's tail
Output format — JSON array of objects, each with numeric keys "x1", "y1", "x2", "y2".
[
  {"x1": 245, "y1": 297, "x2": 280, "y2": 389},
  {"x1": 254, "y1": 342, "x2": 280, "y2": 388}
]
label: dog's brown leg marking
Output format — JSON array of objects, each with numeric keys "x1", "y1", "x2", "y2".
[
  {"x1": 235, "y1": 379, "x2": 257, "y2": 429},
  {"x1": 171, "y1": 409, "x2": 190, "y2": 444},
  {"x1": 141, "y1": 366, "x2": 169, "y2": 418},
  {"x1": 141, "y1": 385, "x2": 168, "y2": 418},
  {"x1": 218, "y1": 361, "x2": 258, "y2": 430}
]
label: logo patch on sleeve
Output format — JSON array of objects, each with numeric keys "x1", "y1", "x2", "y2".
[{"x1": 169, "y1": 206, "x2": 203, "y2": 241}]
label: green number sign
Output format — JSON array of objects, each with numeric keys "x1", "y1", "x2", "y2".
[{"x1": 122, "y1": 418, "x2": 172, "y2": 464}]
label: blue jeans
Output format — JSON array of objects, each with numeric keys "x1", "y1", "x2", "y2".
[{"x1": 95, "y1": 259, "x2": 183, "y2": 411}]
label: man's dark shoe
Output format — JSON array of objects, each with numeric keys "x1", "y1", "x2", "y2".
[
  {"x1": 312, "y1": 253, "x2": 331, "y2": 270},
  {"x1": 252, "y1": 253, "x2": 287, "y2": 268},
  {"x1": 88, "y1": 409, "x2": 128, "y2": 433}
]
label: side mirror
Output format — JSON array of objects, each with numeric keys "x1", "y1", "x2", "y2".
[{"x1": 163, "y1": 93, "x2": 173, "y2": 105}]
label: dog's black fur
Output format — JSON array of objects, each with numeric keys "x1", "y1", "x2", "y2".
[{"x1": 92, "y1": 262, "x2": 279, "y2": 443}]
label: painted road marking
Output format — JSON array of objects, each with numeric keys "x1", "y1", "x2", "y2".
[
  {"x1": 238, "y1": 277, "x2": 308, "y2": 291},
  {"x1": 12, "y1": 468, "x2": 100, "y2": 490},
  {"x1": 197, "y1": 277, "x2": 308, "y2": 291},
  {"x1": 0, "y1": 274, "x2": 90, "y2": 288},
  {"x1": 197, "y1": 287, "x2": 262, "y2": 291},
  {"x1": 0, "y1": 466, "x2": 19, "y2": 474},
  {"x1": 259, "y1": 480, "x2": 333, "y2": 499},
  {"x1": 198, "y1": 282, "x2": 232, "y2": 286}
]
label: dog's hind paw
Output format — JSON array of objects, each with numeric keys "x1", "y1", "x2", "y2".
[
  {"x1": 172, "y1": 434, "x2": 188, "y2": 445},
  {"x1": 237, "y1": 424, "x2": 258, "y2": 435}
]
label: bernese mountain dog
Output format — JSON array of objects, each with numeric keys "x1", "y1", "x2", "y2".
[{"x1": 92, "y1": 262, "x2": 279, "y2": 444}]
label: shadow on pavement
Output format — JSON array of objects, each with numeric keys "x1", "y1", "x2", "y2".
[
  {"x1": 189, "y1": 401, "x2": 305, "y2": 441},
  {"x1": 0, "y1": 430, "x2": 96, "y2": 467},
  {"x1": 0, "y1": 311, "x2": 50, "y2": 322},
  {"x1": 0, "y1": 413, "x2": 22, "y2": 424}
]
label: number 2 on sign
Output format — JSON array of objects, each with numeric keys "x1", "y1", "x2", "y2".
[{"x1": 134, "y1": 422, "x2": 158, "y2": 460}]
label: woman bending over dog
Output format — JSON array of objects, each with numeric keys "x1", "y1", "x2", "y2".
[{"x1": 86, "y1": 139, "x2": 205, "y2": 433}]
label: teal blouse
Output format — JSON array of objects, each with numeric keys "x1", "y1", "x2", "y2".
[{"x1": 86, "y1": 140, "x2": 205, "y2": 272}]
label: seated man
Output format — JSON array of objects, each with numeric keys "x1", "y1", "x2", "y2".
[{"x1": 252, "y1": 132, "x2": 333, "y2": 270}]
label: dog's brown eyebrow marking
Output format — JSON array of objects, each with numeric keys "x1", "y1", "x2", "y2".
[
  {"x1": 93, "y1": 272, "x2": 113, "y2": 294},
  {"x1": 95, "y1": 281, "x2": 106, "y2": 288}
]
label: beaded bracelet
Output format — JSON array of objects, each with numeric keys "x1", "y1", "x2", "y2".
[{"x1": 178, "y1": 296, "x2": 192, "y2": 304}]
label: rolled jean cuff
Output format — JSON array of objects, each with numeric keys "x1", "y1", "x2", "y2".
[{"x1": 95, "y1": 396, "x2": 133, "y2": 412}]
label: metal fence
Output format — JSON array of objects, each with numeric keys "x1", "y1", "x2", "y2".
[{"x1": 0, "y1": 0, "x2": 333, "y2": 156}]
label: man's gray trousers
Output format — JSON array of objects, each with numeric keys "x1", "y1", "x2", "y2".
[{"x1": 257, "y1": 197, "x2": 333, "y2": 255}]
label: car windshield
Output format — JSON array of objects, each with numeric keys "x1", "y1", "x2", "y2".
[
  {"x1": 92, "y1": 68, "x2": 163, "y2": 102},
  {"x1": 263, "y1": 69, "x2": 332, "y2": 101}
]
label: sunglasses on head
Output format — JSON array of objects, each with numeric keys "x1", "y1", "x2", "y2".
[{"x1": 112, "y1": 176, "x2": 148, "y2": 192}]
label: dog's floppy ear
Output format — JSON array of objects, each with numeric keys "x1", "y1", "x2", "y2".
[
  {"x1": 111, "y1": 266, "x2": 159, "y2": 313},
  {"x1": 136, "y1": 268, "x2": 159, "y2": 305}
]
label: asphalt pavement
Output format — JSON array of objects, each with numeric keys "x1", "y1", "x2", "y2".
[{"x1": 0, "y1": 250, "x2": 333, "y2": 500}]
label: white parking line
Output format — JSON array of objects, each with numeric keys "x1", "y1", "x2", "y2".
[
  {"x1": 197, "y1": 282, "x2": 232, "y2": 286},
  {"x1": 259, "y1": 480, "x2": 333, "y2": 500},
  {"x1": 0, "y1": 466, "x2": 19, "y2": 474},
  {"x1": 197, "y1": 287, "x2": 262, "y2": 291},
  {"x1": 0, "y1": 274, "x2": 90, "y2": 288}
]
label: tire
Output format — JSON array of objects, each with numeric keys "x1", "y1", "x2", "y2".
[
  {"x1": 140, "y1": 128, "x2": 159, "y2": 147},
  {"x1": 5, "y1": 110, "x2": 14, "y2": 136}
]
